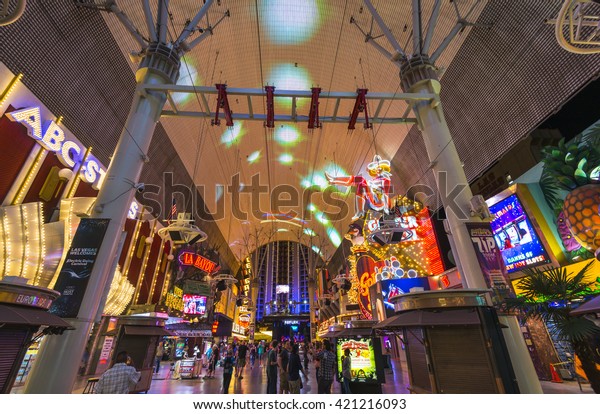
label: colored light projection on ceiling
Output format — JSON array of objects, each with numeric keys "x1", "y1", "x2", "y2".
[
  {"x1": 247, "y1": 150, "x2": 261, "y2": 163},
  {"x1": 306, "y1": 204, "x2": 343, "y2": 248},
  {"x1": 303, "y1": 228, "x2": 316, "y2": 236},
  {"x1": 279, "y1": 153, "x2": 294, "y2": 165},
  {"x1": 221, "y1": 122, "x2": 246, "y2": 147},
  {"x1": 262, "y1": 212, "x2": 307, "y2": 226},
  {"x1": 259, "y1": 0, "x2": 322, "y2": 45},
  {"x1": 327, "y1": 227, "x2": 342, "y2": 246},
  {"x1": 267, "y1": 63, "x2": 312, "y2": 110},
  {"x1": 172, "y1": 56, "x2": 200, "y2": 107},
  {"x1": 275, "y1": 125, "x2": 302, "y2": 146},
  {"x1": 301, "y1": 163, "x2": 351, "y2": 193}
]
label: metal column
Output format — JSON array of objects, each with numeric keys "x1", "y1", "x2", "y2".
[
  {"x1": 25, "y1": 44, "x2": 180, "y2": 393},
  {"x1": 400, "y1": 55, "x2": 542, "y2": 394}
]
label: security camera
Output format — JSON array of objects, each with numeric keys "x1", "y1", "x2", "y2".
[{"x1": 134, "y1": 183, "x2": 145, "y2": 193}]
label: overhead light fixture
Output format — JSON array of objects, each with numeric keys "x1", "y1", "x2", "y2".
[{"x1": 157, "y1": 212, "x2": 207, "y2": 245}]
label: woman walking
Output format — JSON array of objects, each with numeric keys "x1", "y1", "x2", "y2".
[
  {"x1": 206, "y1": 345, "x2": 219, "y2": 378},
  {"x1": 341, "y1": 348, "x2": 352, "y2": 394}
]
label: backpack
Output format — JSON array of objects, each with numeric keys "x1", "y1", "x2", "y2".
[{"x1": 223, "y1": 357, "x2": 234, "y2": 374}]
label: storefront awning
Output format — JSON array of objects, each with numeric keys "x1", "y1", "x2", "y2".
[
  {"x1": 334, "y1": 327, "x2": 373, "y2": 338},
  {"x1": 571, "y1": 295, "x2": 600, "y2": 316},
  {"x1": 0, "y1": 304, "x2": 73, "y2": 329},
  {"x1": 124, "y1": 325, "x2": 173, "y2": 336},
  {"x1": 373, "y1": 309, "x2": 480, "y2": 333},
  {"x1": 319, "y1": 330, "x2": 338, "y2": 338}
]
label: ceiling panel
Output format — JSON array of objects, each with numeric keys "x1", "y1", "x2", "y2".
[{"x1": 100, "y1": 0, "x2": 487, "y2": 258}]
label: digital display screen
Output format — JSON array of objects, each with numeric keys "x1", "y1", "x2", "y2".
[
  {"x1": 182, "y1": 294, "x2": 207, "y2": 315},
  {"x1": 276, "y1": 285, "x2": 290, "y2": 294},
  {"x1": 336, "y1": 337, "x2": 378, "y2": 383},
  {"x1": 489, "y1": 194, "x2": 551, "y2": 273},
  {"x1": 376, "y1": 278, "x2": 432, "y2": 319}
]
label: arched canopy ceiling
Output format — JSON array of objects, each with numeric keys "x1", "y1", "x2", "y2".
[{"x1": 100, "y1": 0, "x2": 487, "y2": 259}]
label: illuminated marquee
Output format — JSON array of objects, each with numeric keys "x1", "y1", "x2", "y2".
[
  {"x1": 165, "y1": 286, "x2": 184, "y2": 312},
  {"x1": 7, "y1": 107, "x2": 106, "y2": 189},
  {"x1": 179, "y1": 252, "x2": 219, "y2": 274},
  {"x1": 5, "y1": 102, "x2": 140, "y2": 219}
]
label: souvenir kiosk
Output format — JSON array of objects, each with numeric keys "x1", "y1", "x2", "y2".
[
  {"x1": 374, "y1": 289, "x2": 519, "y2": 394},
  {"x1": 0, "y1": 277, "x2": 72, "y2": 393},
  {"x1": 108, "y1": 315, "x2": 172, "y2": 393},
  {"x1": 333, "y1": 320, "x2": 384, "y2": 394}
]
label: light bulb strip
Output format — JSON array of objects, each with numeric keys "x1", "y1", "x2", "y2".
[
  {"x1": 0, "y1": 73, "x2": 23, "y2": 107},
  {"x1": 146, "y1": 239, "x2": 165, "y2": 305},
  {"x1": 35, "y1": 203, "x2": 46, "y2": 286},
  {"x1": 1, "y1": 209, "x2": 10, "y2": 276},
  {"x1": 17, "y1": 205, "x2": 27, "y2": 278},
  {"x1": 133, "y1": 220, "x2": 157, "y2": 304},
  {"x1": 66, "y1": 147, "x2": 92, "y2": 198},
  {"x1": 122, "y1": 212, "x2": 144, "y2": 280},
  {"x1": 12, "y1": 147, "x2": 47, "y2": 205},
  {"x1": 159, "y1": 251, "x2": 173, "y2": 301},
  {"x1": 66, "y1": 146, "x2": 92, "y2": 198}
]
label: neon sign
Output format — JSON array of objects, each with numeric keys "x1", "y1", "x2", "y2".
[
  {"x1": 178, "y1": 252, "x2": 219, "y2": 274},
  {"x1": 7, "y1": 107, "x2": 106, "y2": 189},
  {"x1": 165, "y1": 286, "x2": 184, "y2": 311}
]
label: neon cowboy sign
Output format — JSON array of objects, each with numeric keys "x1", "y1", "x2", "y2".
[{"x1": 7, "y1": 106, "x2": 106, "y2": 189}]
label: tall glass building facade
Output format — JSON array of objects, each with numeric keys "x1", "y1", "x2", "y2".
[{"x1": 254, "y1": 241, "x2": 311, "y2": 321}]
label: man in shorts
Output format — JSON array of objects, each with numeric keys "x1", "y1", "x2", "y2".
[
  {"x1": 235, "y1": 341, "x2": 248, "y2": 379},
  {"x1": 278, "y1": 341, "x2": 291, "y2": 394}
]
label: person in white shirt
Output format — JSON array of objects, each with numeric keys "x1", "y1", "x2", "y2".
[{"x1": 95, "y1": 351, "x2": 141, "y2": 394}]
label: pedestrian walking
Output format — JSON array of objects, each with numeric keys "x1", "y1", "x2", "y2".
[
  {"x1": 316, "y1": 340, "x2": 336, "y2": 394},
  {"x1": 221, "y1": 350, "x2": 235, "y2": 394},
  {"x1": 288, "y1": 343, "x2": 307, "y2": 394},
  {"x1": 266, "y1": 340, "x2": 279, "y2": 394},
  {"x1": 341, "y1": 348, "x2": 352, "y2": 394}
]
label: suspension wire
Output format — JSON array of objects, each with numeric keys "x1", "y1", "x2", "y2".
[
  {"x1": 253, "y1": 0, "x2": 272, "y2": 205},
  {"x1": 300, "y1": 0, "x2": 349, "y2": 249},
  {"x1": 166, "y1": 6, "x2": 237, "y2": 223}
]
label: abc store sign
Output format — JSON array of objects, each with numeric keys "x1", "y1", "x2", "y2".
[
  {"x1": 7, "y1": 106, "x2": 140, "y2": 219},
  {"x1": 7, "y1": 106, "x2": 106, "y2": 190}
]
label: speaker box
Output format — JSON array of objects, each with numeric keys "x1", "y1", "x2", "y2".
[
  {"x1": 390, "y1": 230, "x2": 404, "y2": 243},
  {"x1": 372, "y1": 234, "x2": 386, "y2": 246}
]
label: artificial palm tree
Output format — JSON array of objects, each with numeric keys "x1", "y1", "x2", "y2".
[{"x1": 504, "y1": 261, "x2": 600, "y2": 393}]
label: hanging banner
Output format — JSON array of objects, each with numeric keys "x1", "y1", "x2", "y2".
[
  {"x1": 49, "y1": 218, "x2": 110, "y2": 318},
  {"x1": 465, "y1": 221, "x2": 513, "y2": 304}
]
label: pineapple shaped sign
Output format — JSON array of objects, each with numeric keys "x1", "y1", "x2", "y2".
[{"x1": 541, "y1": 132, "x2": 600, "y2": 260}]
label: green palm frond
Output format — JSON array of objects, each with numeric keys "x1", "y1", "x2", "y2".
[
  {"x1": 504, "y1": 261, "x2": 600, "y2": 344},
  {"x1": 516, "y1": 261, "x2": 597, "y2": 302},
  {"x1": 539, "y1": 169, "x2": 561, "y2": 211},
  {"x1": 546, "y1": 312, "x2": 600, "y2": 342}
]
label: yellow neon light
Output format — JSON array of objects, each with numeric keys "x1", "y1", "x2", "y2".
[
  {"x1": 0, "y1": 73, "x2": 23, "y2": 107},
  {"x1": 147, "y1": 240, "x2": 165, "y2": 304},
  {"x1": 3, "y1": 210, "x2": 11, "y2": 275},
  {"x1": 35, "y1": 203, "x2": 46, "y2": 286},
  {"x1": 20, "y1": 205, "x2": 29, "y2": 278},
  {"x1": 66, "y1": 146, "x2": 92, "y2": 198},
  {"x1": 12, "y1": 147, "x2": 47, "y2": 205}
]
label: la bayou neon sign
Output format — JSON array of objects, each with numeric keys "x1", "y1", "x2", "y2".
[
  {"x1": 179, "y1": 252, "x2": 219, "y2": 274},
  {"x1": 7, "y1": 106, "x2": 106, "y2": 189}
]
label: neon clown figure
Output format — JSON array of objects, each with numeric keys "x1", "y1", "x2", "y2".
[{"x1": 325, "y1": 155, "x2": 392, "y2": 221}]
